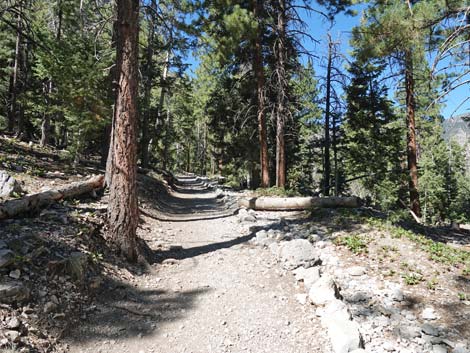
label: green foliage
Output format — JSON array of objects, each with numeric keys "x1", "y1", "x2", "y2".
[
  {"x1": 334, "y1": 234, "x2": 369, "y2": 254},
  {"x1": 402, "y1": 272, "x2": 424, "y2": 285}
]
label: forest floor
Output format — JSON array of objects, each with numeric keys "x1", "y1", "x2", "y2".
[{"x1": 1, "y1": 136, "x2": 470, "y2": 353}]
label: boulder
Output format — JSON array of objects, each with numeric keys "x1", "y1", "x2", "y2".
[
  {"x1": 279, "y1": 239, "x2": 319, "y2": 270},
  {"x1": 308, "y1": 274, "x2": 340, "y2": 306},
  {"x1": 0, "y1": 171, "x2": 22, "y2": 198},
  {"x1": 322, "y1": 299, "x2": 363, "y2": 353},
  {"x1": 293, "y1": 266, "x2": 321, "y2": 291},
  {"x1": 0, "y1": 281, "x2": 30, "y2": 303}
]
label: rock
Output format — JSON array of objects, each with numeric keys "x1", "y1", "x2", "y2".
[
  {"x1": 4, "y1": 330, "x2": 20, "y2": 343},
  {"x1": 44, "y1": 301, "x2": 58, "y2": 313},
  {"x1": 6, "y1": 317, "x2": 21, "y2": 329},
  {"x1": 162, "y1": 258, "x2": 178, "y2": 265},
  {"x1": 322, "y1": 299, "x2": 363, "y2": 353},
  {"x1": 308, "y1": 275, "x2": 340, "y2": 306},
  {"x1": 241, "y1": 215, "x2": 257, "y2": 222},
  {"x1": 0, "y1": 171, "x2": 22, "y2": 198},
  {"x1": 9, "y1": 269, "x2": 21, "y2": 279},
  {"x1": 0, "y1": 240, "x2": 7, "y2": 249},
  {"x1": 422, "y1": 323, "x2": 439, "y2": 337},
  {"x1": 279, "y1": 239, "x2": 320, "y2": 270},
  {"x1": 348, "y1": 266, "x2": 366, "y2": 276},
  {"x1": 382, "y1": 342, "x2": 396, "y2": 351},
  {"x1": 391, "y1": 289, "x2": 404, "y2": 302},
  {"x1": 347, "y1": 291, "x2": 369, "y2": 303},
  {"x1": 397, "y1": 325, "x2": 422, "y2": 339},
  {"x1": 453, "y1": 343, "x2": 470, "y2": 353},
  {"x1": 0, "y1": 281, "x2": 30, "y2": 303},
  {"x1": 422, "y1": 307, "x2": 439, "y2": 320},
  {"x1": 433, "y1": 345, "x2": 448, "y2": 353},
  {"x1": 295, "y1": 293, "x2": 308, "y2": 305},
  {"x1": 0, "y1": 249, "x2": 15, "y2": 268},
  {"x1": 293, "y1": 266, "x2": 321, "y2": 290}
]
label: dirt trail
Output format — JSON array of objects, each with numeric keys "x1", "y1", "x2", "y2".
[{"x1": 67, "y1": 177, "x2": 330, "y2": 353}]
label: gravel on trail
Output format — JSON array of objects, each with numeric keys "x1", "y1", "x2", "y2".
[{"x1": 67, "y1": 178, "x2": 331, "y2": 353}]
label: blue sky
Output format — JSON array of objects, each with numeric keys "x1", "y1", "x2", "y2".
[{"x1": 187, "y1": 2, "x2": 470, "y2": 119}]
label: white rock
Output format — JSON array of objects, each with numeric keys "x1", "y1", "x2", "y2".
[
  {"x1": 9, "y1": 269, "x2": 21, "y2": 279},
  {"x1": 295, "y1": 293, "x2": 308, "y2": 305},
  {"x1": 322, "y1": 299, "x2": 363, "y2": 353},
  {"x1": 422, "y1": 307, "x2": 439, "y2": 320},
  {"x1": 433, "y1": 344, "x2": 448, "y2": 353},
  {"x1": 279, "y1": 239, "x2": 319, "y2": 270},
  {"x1": 348, "y1": 266, "x2": 366, "y2": 276},
  {"x1": 308, "y1": 275, "x2": 339, "y2": 306}
]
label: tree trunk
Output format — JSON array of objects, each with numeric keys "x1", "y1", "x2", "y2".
[
  {"x1": 140, "y1": 6, "x2": 155, "y2": 169},
  {"x1": 0, "y1": 175, "x2": 104, "y2": 220},
  {"x1": 239, "y1": 196, "x2": 360, "y2": 210},
  {"x1": 275, "y1": 0, "x2": 287, "y2": 188},
  {"x1": 404, "y1": 51, "x2": 421, "y2": 217},
  {"x1": 107, "y1": 0, "x2": 140, "y2": 262},
  {"x1": 252, "y1": 0, "x2": 270, "y2": 188},
  {"x1": 7, "y1": 9, "x2": 22, "y2": 133},
  {"x1": 323, "y1": 36, "x2": 332, "y2": 196}
]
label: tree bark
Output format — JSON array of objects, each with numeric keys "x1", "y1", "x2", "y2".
[
  {"x1": 252, "y1": 0, "x2": 270, "y2": 188},
  {"x1": 275, "y1": 0, "x2": 287, "y2": 188},
  {"x1": 107, "y1": 0, "x2": 140, "y2": 262},
  {"x1": 404, "y1": 51, "x2": 421, "y2": 217},
  {"x1": 323, "y1": 36, "x2": 332, "y2": 196}
]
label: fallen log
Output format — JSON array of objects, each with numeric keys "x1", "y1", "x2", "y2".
[
  {"x1": 0, "y1": 175, "x2": 104, "y2": 220},
  {"x1": 238, "y1": 196, "x2": 360, "y2": 211}
]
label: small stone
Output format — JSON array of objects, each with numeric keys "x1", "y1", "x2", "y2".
[
  {"x1": 44, "y1": 301, "x2": 58, "y2": 313},
  {"x1": 422, "y1": 307, "x2": 439, "y2": 320},
  {"x1": 295, "y1": 293, "x2": 308, "y2": 305},
  {"x1": 162, "y1": 258, "x2": 178, "y2": 265},
  {"x1": 392, "y1": 289, "x2": 404, "y2": 302},
  {"x1": 5, "y1": 330, "x2": 20, "y2": 342},
  {"x1": 433, "y1": 344, "x2": 448, "y2": 353},
  {"x1": 383, "y1": 342, "x2": 396, "y2": 351},
  {"x1": 9, "y1": 269, "x2": 21, "y2": 279},
  {"x1": 348, "y1": 266, "x2": 366, "y2": 276},
  {"x1": 6, "y1": 317, "x2": 21, "y2": 329},
  {"x1": 398, "y1": 325, "x2": 422, "y2": 339},
  {"x1": 422, "y1": 323, "x2": 439, "y2": 337}
]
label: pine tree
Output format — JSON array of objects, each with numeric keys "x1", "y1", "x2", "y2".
[{"x1": 106, "y1": 0, "x2": 140, "y2": 261}]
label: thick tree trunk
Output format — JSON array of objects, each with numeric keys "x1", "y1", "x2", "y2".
[
  {"x1": 252, "y1": 0, "x2": 270, "y2": 188},
  {"x1": 323, "y1": 37, "x2": 332, "y2": 196},
  {"x1": 0, "y1": 175, "x2": 104, "y2": 220},
  {"x1": 107, "y1": 0, "x2": 140, "y2": 262},
  {"x1": 239, "y1": 196, "x2": 360, "y2": 210},
  {"x1": 275, "y1": 0, "x2": 287, "y2": 188},
  {"x1": 404, "y1": 51, "x2": 421, "y2": 217}
]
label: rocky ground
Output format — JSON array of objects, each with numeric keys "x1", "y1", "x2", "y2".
[{"x1": 1, "y1": 136, "x2": 470, "y2": 353}]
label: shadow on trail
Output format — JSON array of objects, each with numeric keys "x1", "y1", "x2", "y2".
[
  {"x1": 138, "y1": 173, "x2": 237, "y2": 221},
  {"x1": 66, "y1": 278, "x2": 210, "y2": 345},
  {"x1": 151, "y1": 231, "x2": 257, "y2": 264}
]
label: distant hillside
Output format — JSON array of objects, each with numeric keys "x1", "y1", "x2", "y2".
[{"x1": 443, "y1": 114, "x2": 470, "y2": 173}]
